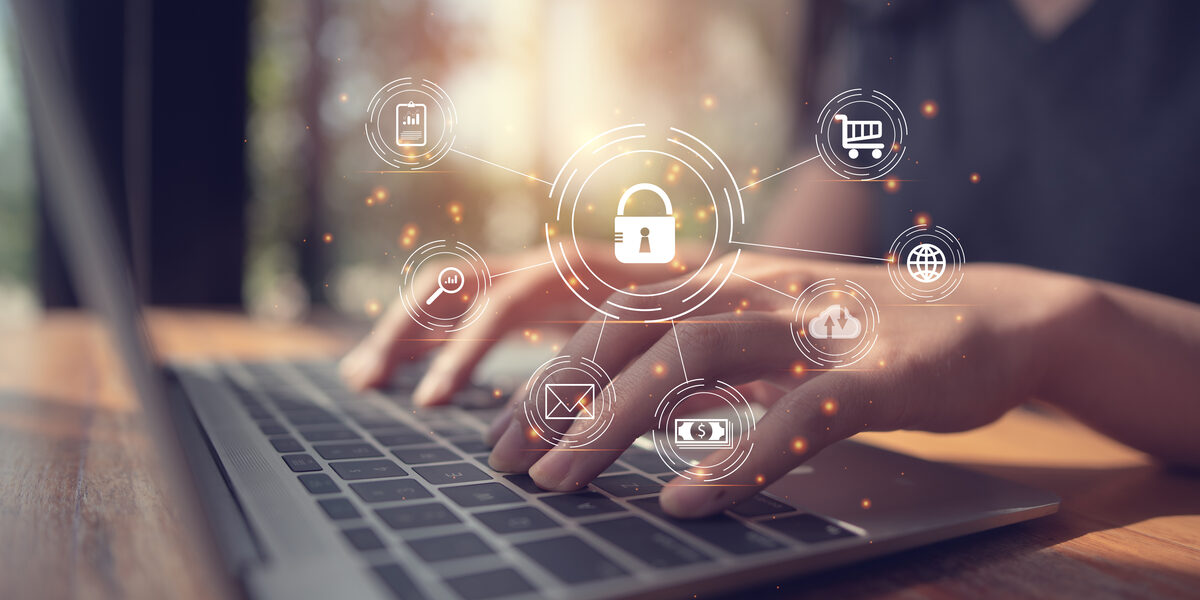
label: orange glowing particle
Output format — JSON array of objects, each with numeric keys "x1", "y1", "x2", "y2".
[
  {"x1": 322, "y1": 233, "x2": 334, "y2": 243},
  {"x1": 365, "y1": 300, "x2": 381, "y2": 316},
  {"x1": 969, "y1": 172, "x2": 981, "y2": 184},
  {"x1": 449, "y1": 204, "x2": 461, "y2": 214},
  {"x1": 740, "y1": 299, "x2": 749, "y2": 308},
  {"x1": 755, "y1": 474, "x2": 766, "y2": 485},
  {"x1": 526, "y1": 427, "x2": 539, "y2": 441},
  {"x1": 365, "y1": 197, "x2": 375, "y2": 206},
  {"x1": 821, "y1": 398, "x2": 838, "y2": 416},
  {"x1": 891, "y1": 141, "x2": 901, "y2": 152},
  {"x1": 666, "y1": 172, "x2": 677, "y2": 183},
  {"x1": 955, "y1": 314, "x2": 963, "y2": 322},
  {"x1": 671, "y1": 163, "x2": 681, "y2": 174},
  {"x1": 883, "y1": 178, "x2": 901, "y2": 193},
  {"x1": 374, "y1": 187, "x2": 388, "y2": 201},
  {"x1": 492, "y1": 388, "x2": 503, "y2": 398},
  {"x1": 861, "y1": 497, "x2": 872, "y2": 509},
  {"x1": 750, "y1": 167, "x2": 759, "y2": 176},
  {"x1": 792, "y1": 363, "x2": 805, "y2": 376},
  {"x1": 338, "y1": 93, "x2": 348, "y2": 103},
  {"x1": 701, "y1": 95, "x2": 716, "y2": 109},
  {"x1": 405, "y1": 225, "x2": 418, "y2": 236},
  {"x1": 878, "y1": 359, "x2": 887, "y2": 368},
  {"x1": 914, "y1": 213, "x2": 930, "y2": 226},
  {"x1": 653, "y1": 363, "x2": 666, "y2": 376},
  {"x1": 921, "y1": 100, "x2": 938, "y2": 118},
  {"x1": 791, "y1": 438, "x2": 808, "y2": 453}
]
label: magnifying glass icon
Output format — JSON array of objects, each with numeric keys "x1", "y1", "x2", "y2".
[{"x1": 425, "y1": 266, "x2": 466, "y2": 305}]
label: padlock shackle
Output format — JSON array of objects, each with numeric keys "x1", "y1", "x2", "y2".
[{"x1": 616, "y1": 183, "x2": 672, "y2": 216}]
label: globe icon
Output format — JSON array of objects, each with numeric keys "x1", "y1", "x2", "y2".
[{"x1": 906, "y1": 243, "x2": 946, "y2": 283}]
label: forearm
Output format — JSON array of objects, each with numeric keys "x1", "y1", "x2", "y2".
[{"x1": 1041, "y1": 277, "x2": 1200, "y2": 466}]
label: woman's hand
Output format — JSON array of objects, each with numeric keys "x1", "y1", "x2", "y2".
[{"x1": 484, "y1": 254, "x2": 1099, "y2": 516}]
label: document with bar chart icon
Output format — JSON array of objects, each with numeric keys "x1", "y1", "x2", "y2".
[{"x1": 395, "y1": 101, "x2": 426, "y2": 147}]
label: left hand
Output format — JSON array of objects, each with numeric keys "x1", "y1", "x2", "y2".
[{"x1": 484, "y1": 252, "x2": 1093, "y2": 517}]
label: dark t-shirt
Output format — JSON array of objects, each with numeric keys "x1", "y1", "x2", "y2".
[{"x1": 819, "y1": 0, "x2": 1200, "y2": 302}]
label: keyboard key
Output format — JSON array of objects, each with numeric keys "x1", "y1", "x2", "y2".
[
  {"x1": 269, "y1": 436, "x2": 304, "y2": 453},
  {"x1": 445, "y1": 568, "x2": 534, "y2": 600},
  {"x1": 450, "y1": 438, "x2": 491, "y2": 454},
  {"x1": 392, "y1": 446, "x2": 460, "y2": 465},
  {"x1": 282, "y1": 453, "x2": 321, "y2": 472},
  {"x1": 515, "y1": 535, "x2": 628, "y2": 584},
  {"x1": 282, "y1": 407, "x2": 338, "y2": 425},
  {"x1": 318, "y1": 497, "x2": 360, "y2": 520},
  {"x1": 503, "y1": 474, "x2": 550, "y2": 494},
  {"x1": 298, "y1": 426, "x2": 362, "y2": 442},
  {"x1": 429, "y1": 423, "x2": 478, "y2": 438},
  {"x1": 474, "y1": 506, "x2": 557, "y2": 534},
  {"x1": 258, "y1": 420, "x2": 287, "y2": 435},
  {"x1": 585, "y1": 516, "x2": 710, "y2": 568},
  {"x1": 342, "y1": 526, "x2": 386, "y2": 551},
  {"x1": 408, "y1": 531, "x2": 493, "y2": 563},
  {"x1": 539, "y1": 492, "x2": 624, "y2": 518},
  {"x1": 350, "y1": 478, "x2": 433, "y2": 503},
  {"x1": 352, "y1": 414, "x2": 408, "y2": 430},
  {"x1": 618, "y1": 450, "x2": 671, "y2": 474},
  {"x1": 298, "y1": 473, "x2": 339, "y2": 495},
  {"x1": 628, "y1": 498, "x2": 785, "y2": 555},
  {"x1": 313, "y1": 442, "x2": 383, "y2": 461},
  {"x1": 373, "y1": 430, "x2": 432, "y2": 447},
  {"x1": 762, "y1": 513, "x2": 857, "y2": 544},
  {"x1": 729, "y1": 493, "x2": 798, "y2": 518},
  {"x1": 330, "y1": 459, "x2": 407, "y2": 480},
  {"x1": 412, "y1": 462, "x2": 491, "y2": 485},
  {"x1": 591, "y1": 473, "x2": 661, "y2": 497},
  {"x1": 376, "y1": 503, "x2": 461, "y2": 531},
  {"x1": 372, "y1": 564, "x2": 426, "y2": 600},
  {"x1": 441, "y1": 482, "x2": 521, "y2": 507}
]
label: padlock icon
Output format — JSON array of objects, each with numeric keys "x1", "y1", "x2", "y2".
[{"x1": 613, "y1": 183, "x2": 676, "y2": 264}]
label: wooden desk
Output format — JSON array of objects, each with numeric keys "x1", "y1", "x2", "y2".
[{"x1": 1, "y1": 310, "x2": 1197, "y2": 599}]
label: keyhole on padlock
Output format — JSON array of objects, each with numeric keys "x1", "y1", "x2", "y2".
[{"x1": 639, "y1": 227, "x2": 652, "y2": 253}]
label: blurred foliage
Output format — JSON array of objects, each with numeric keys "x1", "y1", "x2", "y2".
[
  {"x1": 247, "y1": 0, "x2": 802, "y2": 320},
  {"x1": 0, "y1": 2, "x2": 38, "y2": 322}
]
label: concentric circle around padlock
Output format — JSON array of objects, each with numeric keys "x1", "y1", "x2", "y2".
[{"x1": 545, "y1": 124, "x2": 744, "y2": 322}]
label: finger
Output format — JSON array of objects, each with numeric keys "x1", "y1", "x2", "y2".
[
  {"x1": 487, "y1": 314, "x2": 670, "y2": 472},
  {"x1": 527, "y1": 312, "x2": 798, "y2": 491},
  {"x1": 659, "y1": 368, "x2": 905, "y2": 518},
  {"x1": 413, "y1": 268, "x2": 561, "y2": 407},
  {"x1": 340, "y1": 298, "x2": 435, "y2": 391}
]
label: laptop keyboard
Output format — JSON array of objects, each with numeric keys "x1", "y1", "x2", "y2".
[{"x1": 208, "y1": 360, "x2": 860, "y2": 599}]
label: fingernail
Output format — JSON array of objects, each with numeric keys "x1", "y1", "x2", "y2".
[
  {"x1": 488, "y1": 420, "x2": 534, "y2": 472},
  {"x1": 413, "y1": 374, "x2": 450, "y2": 406},
  {"x1": 529, "y1": 450, "x2": 573, "y2": 490},
  {"x1": 660, "y1": 484, "x2": 726, "y2": 518}
]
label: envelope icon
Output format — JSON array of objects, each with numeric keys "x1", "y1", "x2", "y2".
[{"x1": 544, "y1": 383, "x2": 595, "y2": 421}]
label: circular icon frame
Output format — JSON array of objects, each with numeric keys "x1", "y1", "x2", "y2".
[
  {"x1": 650, "y1": 379, "x2": 755, "y2": 482},
  {"x1": 886, "y1": 225, "x2": 966, "y2": 303},
  {"x1": 545, "y1": 124, "x2": 744, "y2": 322},
  {"x1": 790, "y1": 278, "x2": 880, "y2": 368},
  {"x1": 522, "y1": 355, "x2": 617, "y2": 448},
  {"x1": 365, "y1": 77, "x2": 457, "y2": 170},
  {"x1": 398, "y1": 240, "x2": 490, "y2": 332},
  {"x1": 815, "y1": 88, "x2": 908, "y2": 180}
]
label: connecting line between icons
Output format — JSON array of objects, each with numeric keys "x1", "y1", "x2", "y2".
[
  {"x1": 490, "y1": 260, "x2": 553, "y2": 279},
  {"x1": 731, "y1": 272, "x2": 796, "y2": 301},
  {"x1": 737, "y1": 154, "x2": 821, "y2": 192},
  {"x1": 730, "y1": 240, "x2": 892, "y2": 263},
  {"x1": 592, "y1": 314, "x2": 607, "y2": 361},
  {"x1": 670, "y1": 320, "x2": 689, "y2": 381},
  {"x1": 450, "y1": 148, "x2": 552, "y2": 186}
]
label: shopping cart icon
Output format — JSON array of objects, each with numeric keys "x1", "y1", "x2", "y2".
[{"x1": 834, "y1": 114, "x2": 884, "y2": 159}]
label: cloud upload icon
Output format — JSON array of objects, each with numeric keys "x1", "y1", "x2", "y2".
[{"x1": 808, "y1": 304, "x2": 862, "y2": 339}]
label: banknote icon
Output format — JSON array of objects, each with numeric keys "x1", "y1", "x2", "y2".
[{"x1": 674, "y1": 418, "x2": 732, "y2": 449}]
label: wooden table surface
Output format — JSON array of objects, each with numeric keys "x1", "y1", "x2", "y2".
[{"x1": 1, "y1": 310, "x2": 1197, "y2": 599}]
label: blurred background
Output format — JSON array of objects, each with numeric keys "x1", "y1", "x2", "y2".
[{"x1": 0, "y1": 0, "x2": 801, "y2": 324}]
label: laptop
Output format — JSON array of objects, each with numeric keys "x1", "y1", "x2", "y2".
[{"x1": 20, "y1": 5, "x2": 1059, "y2": 598}]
